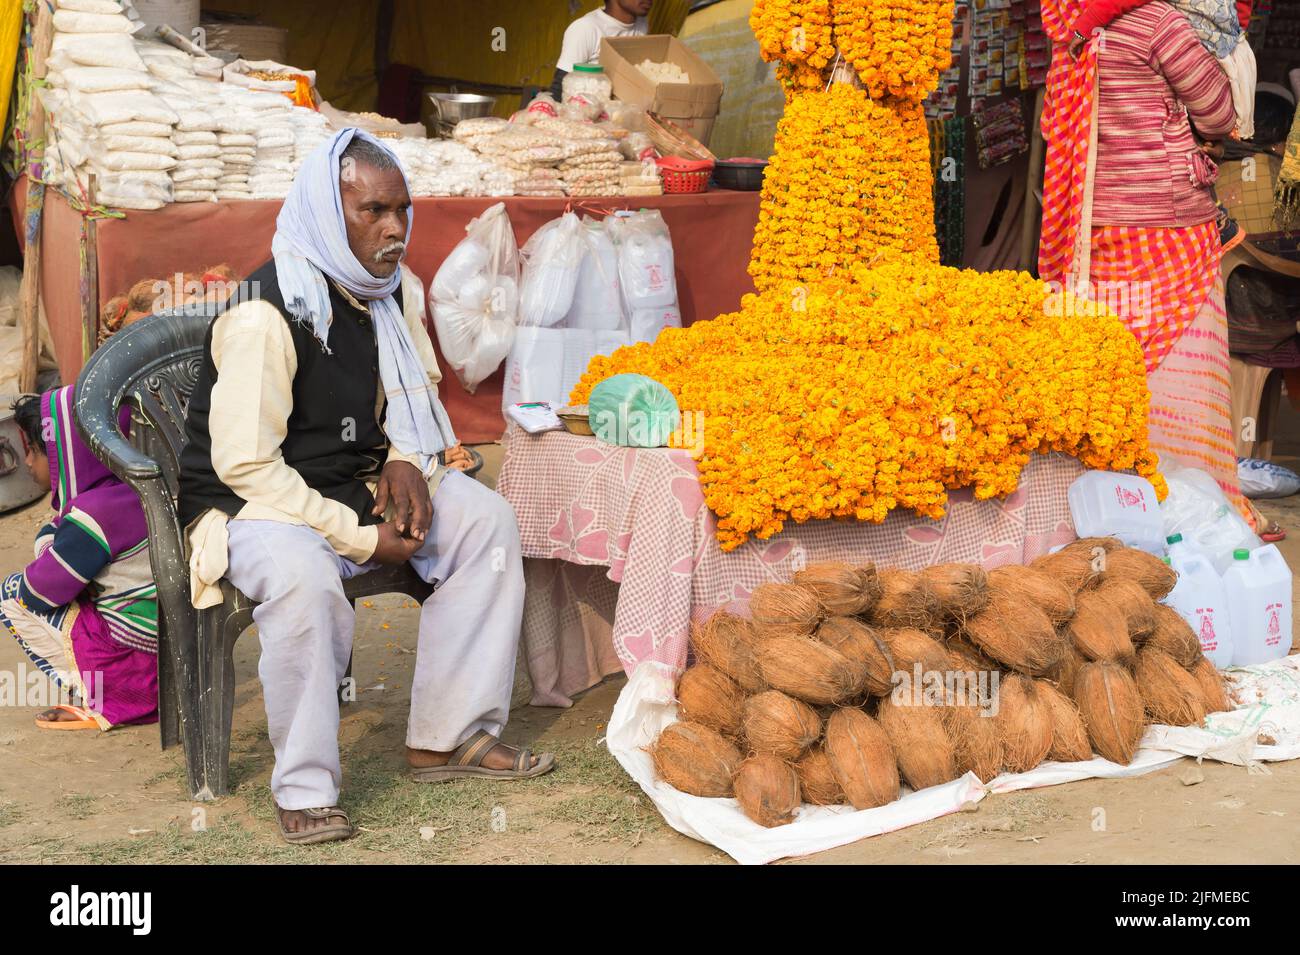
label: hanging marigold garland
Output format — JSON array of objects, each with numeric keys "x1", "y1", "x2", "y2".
[
  {"x1": 750, "y1": 0, "x2": 837, "y2": 94},
  {"x1": 832, "y1": 0, "x2": 955, "y2": 102},
  {"x1": 749, "y1": 85, "x2": 939, "y2": 292}
]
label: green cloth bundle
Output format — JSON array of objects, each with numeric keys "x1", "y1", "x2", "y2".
[{"x1": 588, "y1": 373, "x2": 681, "y2": 448}]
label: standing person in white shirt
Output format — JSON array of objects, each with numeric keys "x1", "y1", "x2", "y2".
[{"x1": 549, "y1": 0, "x2": 653, "y2": 100}]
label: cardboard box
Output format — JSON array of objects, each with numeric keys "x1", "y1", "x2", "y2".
[{"x1": 600, "y1": 34, "x2": 723, "y2": 144}]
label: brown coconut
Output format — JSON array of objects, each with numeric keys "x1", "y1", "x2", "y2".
[
  {"x1": 1134, "y1": 649, "x2": 1207, "y2": 727},
  {"x1": 1146, "y1": 604, "x2": 1201, "y2": 668},
  {"x1": 1048, "y1": 645, "x2": 1087, "y2": 698},
  {"x1": 754, "y1": 634, "x2": 864, "y2": 705},
  {"x1": 880, "y1": 628, "x2": 951, "y2": 686},
  {"x1": 1093, "y1": 579, "x2": 1158, "y2": 639},
  {"x1": 793, "y1": 561, "x2": 882, "y2": 616},
  {"x1": 962, "y1": 590, "x2": 1066, "y2": 675},
  {"x1": 824, "y1": 708, "x2": 901, "y2": 809},
  {"x1": 692, "y1": 612, "x2": 765, "y2": 693},
  {"x1": 1189, "y1": 657, "x2": 1232, "y2": 714},
  {"x1": 1037, "y1": 680, "x2": 1093, "y2": 762},
  {"x1": 733, "y1": 755, "x2": 801, "y2": 827},
  {"x1": 1030, "y1": 548, "x2": 1101, "y2": 593},
  {"x1": 987, "y1": 564, "x2": 1076, "y2": 624},
  {"x1": 796, "y1": 746, "x2": 847, "y2": 806},
  {"x1": 1069, "y1": 589, "x2": 1136, "y2": 664},
  {"x1": 814, "y1": 616, "x2": 897, "y2": 696},
  {"x1": 1096, "y1": 547, "x2": 1178, "y2": 599},
  {"x1": 876, "y1": 697, "x2": 959, "y2": 791},
  {"x1": 741, "y1": 690, "x2": 822, "y2": 759},
  {"x1": 994, "y1": 674, "x2": 1055, "y2": 773},
  {"x1": 1061, "y1": 536, "x2": 1125, "y2": 557},
  {"x1": 945, "y1": 635, "x2": 1002, "y2": 676},
  {"x1": 749, "y1": 582, "x2": 824, "y2": 638},
  {"x1": 649, "y1": 721, "x2": 742, "y2": 797},
  {"x1": 871, "y1": 568, "x2": 942, "y2": 630},
  {"x1": 1073, "y1": 662, "x2": 1145, "y2": 764},
  {"x1": 942, "y1": 703, "x2": 1004, "y2": 782},
  {"x1": 919, "y1": 562, "x2": 990, "y2": 622},
  {"x1": 676, "y1": 665, "x2": 744, "y2": 737}
]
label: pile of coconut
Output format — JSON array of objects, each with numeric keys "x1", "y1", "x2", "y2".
[{"x1": 650, "y1": 538, "x2": 1233, "y2": 828}]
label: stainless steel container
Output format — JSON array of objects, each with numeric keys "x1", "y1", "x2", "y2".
[
  {"x1": 0, "y1": 406, "x2": 46, "y2": 513},
  {"x1": 425, "y1": 92, "x2": 496, "y2": 138}
]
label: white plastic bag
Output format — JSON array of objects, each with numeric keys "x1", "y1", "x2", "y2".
[
  {"x1": 50, "y1": 33, "x2": 147, "y2": 72},
  {"x1": 631, "y1": 305, "x2": 682, "y2": 344},
  {"x1": 429, "y1": 202, "x2": 521, "y2": 392},
  {"x1": 519, "y1": 212, "x2": 585, "y2": 328},
  {"x1": 1160, "y1": 465, "x2": 1262, "y2": 573},
  {"x1": 51, "y1": 66, "x2": 152, "y2": 94},
  {"x1": 609, "y1": 209, "x2": 677, "y2": 310},
  {"x1": 1237, "y1": 457, "x2": 1300, "y2": 500},
  {"x1": 51, "y1": 10, "x2": 140, "y2": 34},
  {"x1": 566, "y1": 219, "x2": 624, "y2": 331}
]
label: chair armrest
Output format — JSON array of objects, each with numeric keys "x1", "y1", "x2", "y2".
[{"x1": 73, "y1": 395, "x2": 163, "y2": 484}]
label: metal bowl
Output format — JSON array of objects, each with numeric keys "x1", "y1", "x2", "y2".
[{"x1": 427, "y1": 92, "x2": 497, "y2": 125}]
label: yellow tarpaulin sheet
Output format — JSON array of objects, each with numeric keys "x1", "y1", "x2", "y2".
[
  {"x1": 0, "y1": 0, "x2": 24, "y2": 135},
  {"x1": 391, "y1": 0, "x2": 692, "y2": 114},
  {"x1": 200, "y1": 0, "x2": 693, "y2": 113},
  {"x1": 201, "y1": 0, "x2": 380, "y2": 111},
  {"x1": 680, "y1": 0, "x2": 781, "y2": 159}
]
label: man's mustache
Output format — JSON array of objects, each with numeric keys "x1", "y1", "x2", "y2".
[{"x1": 374, "y1": 242, "x2": 406, "y2": 262}]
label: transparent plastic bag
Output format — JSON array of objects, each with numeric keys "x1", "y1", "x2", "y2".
[
  {"x1": 566, "y1": 218, "x2": 624, "y2": 331},
  {"x1": 1160, "y1": 465, "x2": 1262, "y2": 573},
  {"x1": 608, "y1": 210, "x2": 677, "y2": 310},
  {"x1": 429, "y1": 202, "x2": 521, "y2": 393},
  {"x1": 588, "y1": 373, "x2": 681, "y2": 448},
  {"x1": 519, "y1": 212, "x2": 585, "y2": 328}
]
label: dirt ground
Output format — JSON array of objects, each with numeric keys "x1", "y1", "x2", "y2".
[{"x1": 2, "y1": 438, "x2": 1300, "y2": 866}]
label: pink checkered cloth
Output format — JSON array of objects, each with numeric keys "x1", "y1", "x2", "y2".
[{"x1": 498, "y1": 426, "x2": 1085, "y2": 707}]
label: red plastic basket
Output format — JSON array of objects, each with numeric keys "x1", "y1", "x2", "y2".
[{"x1": 655, "y1": 155, "x2": 714, "y2": 194}]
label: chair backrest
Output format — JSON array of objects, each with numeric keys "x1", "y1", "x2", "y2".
[
  {"x1": 73, "y1": 306, "x2": 218, "y2": 646},
  {"x1": 75, "y1": 307, "x2": 211, "y2": 493}
]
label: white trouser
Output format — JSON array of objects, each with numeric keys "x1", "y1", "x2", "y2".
[{"x1": 224, "y1": 471, "x2": 525, "y2": 810}]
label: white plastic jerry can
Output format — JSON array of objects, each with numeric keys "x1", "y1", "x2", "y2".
[
  {"x1": 1224, "y1": 545, "x2": 1294, "y2": 667},
  {"x1": 1067, "y1": 471, "x2": 1165, "y2": 554},
  {"x1": 1163, "y1": 535, "x2": 1233, "y2": 668}
]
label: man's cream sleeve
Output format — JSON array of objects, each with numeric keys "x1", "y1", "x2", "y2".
[{"x1": 208, "y1": 300, "x2": 380, "y2": 563}]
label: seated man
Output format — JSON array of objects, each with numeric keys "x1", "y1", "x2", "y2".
[
  {"x1": 177, "y1": 129, "x2": 553, "y2": 846},
  {"x1": 1, "y1": 387, "x2": 158, "y2": 731}
]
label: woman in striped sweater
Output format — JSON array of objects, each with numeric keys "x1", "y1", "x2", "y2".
[
  {"x1": 3, "y1": 386, "x2": 158, "y2": 730},
  {"x1": 1041, "y1": 1, "x2": 1251, "y2": 522}
]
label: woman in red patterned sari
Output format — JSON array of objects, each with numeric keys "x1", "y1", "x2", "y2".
[{"x1": 1040, "y1": 0, "x2": 1253, "y2": 523}]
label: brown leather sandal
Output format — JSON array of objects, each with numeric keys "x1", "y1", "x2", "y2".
[
  {"x1": 410, "y1": 729, "x2": 556, "y2": 783},
  {"x1": 276, "y1": 805, "x2": 356, "y2": 845}
]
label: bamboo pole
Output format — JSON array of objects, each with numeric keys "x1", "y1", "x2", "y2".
[
  {"x1": 80, "y1": 175, "x2": 99, "y2": 363},
  {"x1": 18, "y1": 0, "x2": 54, "y2": 394}
]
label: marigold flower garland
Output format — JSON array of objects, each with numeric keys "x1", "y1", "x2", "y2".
[
  {"x1": 833, "y1": 0, "x2": 954, "y2": 102},
  {"x1": 569, "y1": 0, "x2": 1166, "y2": 552},
  {"x1": 572, "y1": 261, "x2": 1166, "y2": 551},
  {"x1": 749, "y1": 85, "x2": 939, "y2": 291},
  {"x1": 750, "y1": 0, "x2": 837, "y2": 93}
]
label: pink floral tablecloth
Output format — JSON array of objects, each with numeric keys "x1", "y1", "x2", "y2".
[{"x1": 498, "y1": 426, "x2": 1084, "y2": 706}]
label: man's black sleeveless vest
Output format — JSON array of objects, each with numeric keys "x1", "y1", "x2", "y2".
[{"x1": 177, "y1": 259, "x2": 400, "y2": 529}]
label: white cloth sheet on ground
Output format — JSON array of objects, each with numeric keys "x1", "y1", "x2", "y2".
[{"x1": 606, "y1": 656, "x2": 1300, "y2": 865}]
